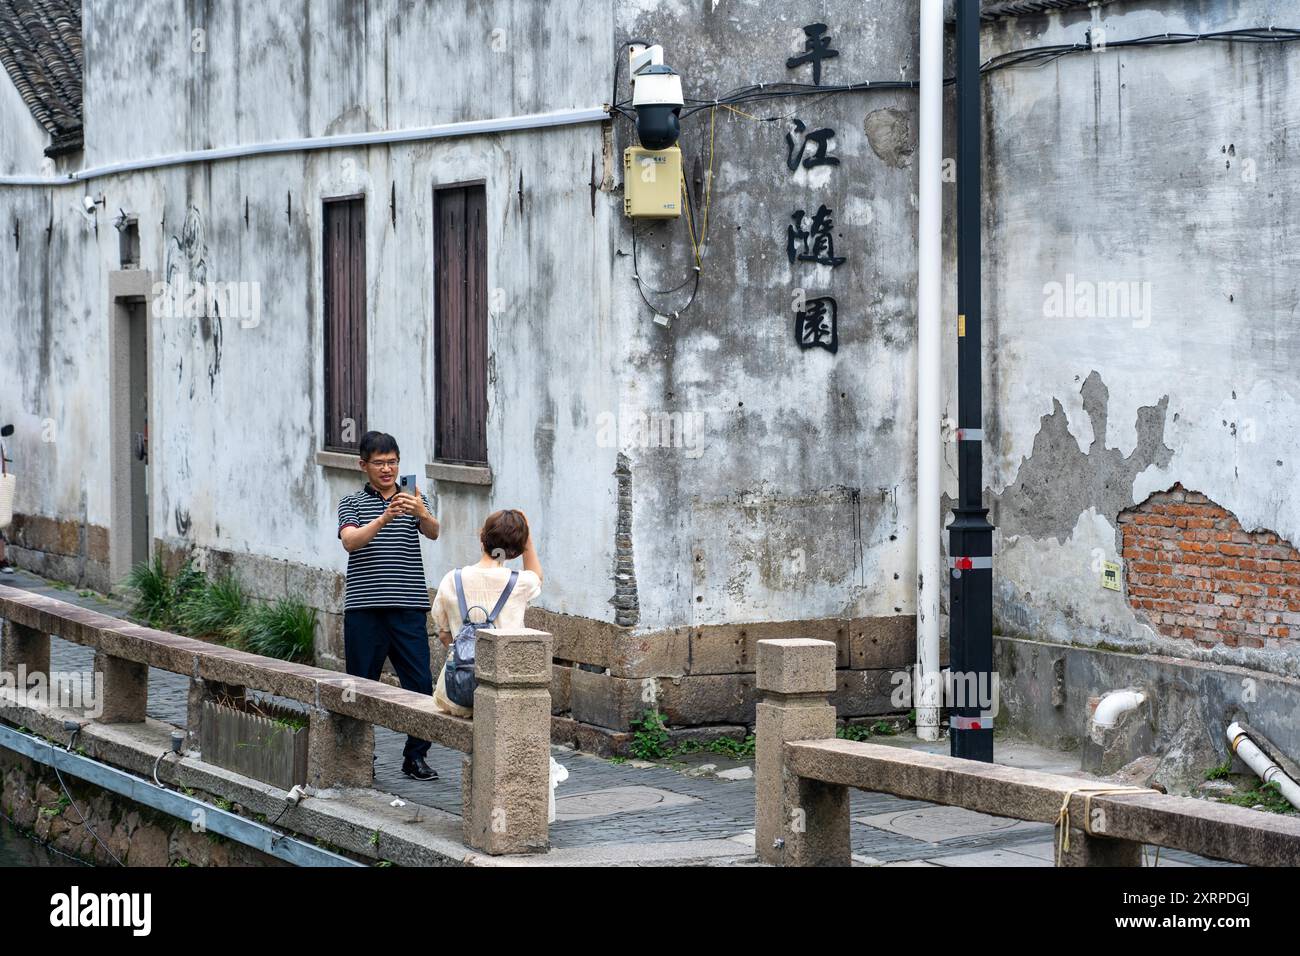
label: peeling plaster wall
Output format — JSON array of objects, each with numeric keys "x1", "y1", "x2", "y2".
[
  {"x1": 613, "y1": 1, "x2": 924, "y2": 633},
  {"x1": 4, "y1": 0, "x2": 1299, "y2": 688},
  {"x1": 979, "y1": 0, "x2": 1300, "y2": 676},
  {"x1": 1, "y1": 0, "x2": 619, "y2": 623}
]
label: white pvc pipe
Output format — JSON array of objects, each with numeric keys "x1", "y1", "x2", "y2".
[
  {"x1": 915, "y1": 0, "x2": 943, "y2": 741},
  {"x1": 1092, "y1": 689, "x2": 1145, "y2": 729},
  {"x1": 1227, "y1": 721, "x2": 1300, "y2": 812},
  {"x1": 0, "y1": 106, "x2": 610, "y2": 187}
]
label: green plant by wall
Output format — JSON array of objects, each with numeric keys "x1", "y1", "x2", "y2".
[
  {"x1": 123, "y1": 555, "x2": 206, "y2": 629},
  {"x1": 239, "y1": 598, "x2": 317, "y2": 662},
  {"x1": 625, "y1": 714, "x2": 756, "y2": 763},
  {"x1": 629, "y1": 710, "x2": 672, "y2": 761},
  {"x1": 38, "y1": 793, "x2": 71, "y2": 819},
  {"x1": 1205, "y1": 759, "x2": 1234, "y2": 781},
  {"x1": 1216, "y1": 780, "x2": 1297, "y2": 815},
  {"x1": 836, "y1": 719, "x2": 904, "y2": 742},
  {"x1": 121, "y1": 558, "x2": 315, "y2": 662},
  {"x1": 178, "y1": 573, "x2": 248, "y2": 642},
  {"x1": 704, "y1": 735, "x2": 756, "y2": 760}
]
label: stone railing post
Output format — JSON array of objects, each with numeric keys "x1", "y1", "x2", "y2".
[
  {"x1": 306, "y1": 706, "x2": 376, "y2": 790},
  {"x1": 1057, "y1": 803, "x2": 1144, "y2": 866},
  {"x1": 755, "y1": 638, "x2": 849, "y2": 866},
  {"x1": 93, "y1": 650, "x2": 148, "y2": 723},
  {"x1": 1, "y1": 618, "x2": 50, "y2": 686},
  {"x1": 463, "y1": 627, "x2": 553, "y2": 855}
]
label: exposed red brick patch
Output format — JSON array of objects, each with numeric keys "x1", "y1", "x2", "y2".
[{"x1": 1118, "y1": 484, "x2": 1300, "y2": 650}]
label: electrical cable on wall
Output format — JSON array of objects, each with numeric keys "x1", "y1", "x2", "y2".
[
  {"x1": 612, "y1": 25, "x2": 1300, "y2": 324},
  {"x1": 51, "y1": 728, "x2": 123, "y2": 866}
]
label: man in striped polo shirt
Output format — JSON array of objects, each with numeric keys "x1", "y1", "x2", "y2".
[{"x1": 337, "y1": 431, "x2": 442, "y2": 781}]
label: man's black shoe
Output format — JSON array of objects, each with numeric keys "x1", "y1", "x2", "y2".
[{"x1": 401, "y1": 757, "x2": 438, "y2": 781}]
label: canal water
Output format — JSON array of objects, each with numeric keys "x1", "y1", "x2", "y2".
[{"x1": 0, "y1": 817, "x2": 81, "y2": 866}]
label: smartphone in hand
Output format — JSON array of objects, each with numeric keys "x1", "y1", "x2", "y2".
[{"x1": 398, "y1": 474, "x2": 417, "y2": 498}]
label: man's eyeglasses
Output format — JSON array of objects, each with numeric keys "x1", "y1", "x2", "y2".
[{"x1": 364, "y1": 459, "x2": 399, "y2": 470}]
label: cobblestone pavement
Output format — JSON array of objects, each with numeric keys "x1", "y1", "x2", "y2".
[{"x1": 7, "y1": 569, "x2": 1233, "y2": 866}]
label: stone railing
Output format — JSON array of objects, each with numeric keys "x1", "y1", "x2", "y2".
[
  {"x1": 0, "y1": 584, "x2": 552, "y2": 856},
  {"x1": 754, "y1": 637, "x2": 1300, "y2": 866}
]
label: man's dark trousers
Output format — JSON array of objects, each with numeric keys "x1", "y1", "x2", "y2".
[{"x1": 343, "y1": 608, "x2": 432, "y2": 761}]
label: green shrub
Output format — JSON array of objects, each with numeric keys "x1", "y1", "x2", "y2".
[
  {"x1": 178, "y1": 573, "x2": 248, "y2": 640},
  {"x1": 123, "y1": 555, "x2": 204, "y2": 629},
  {"x1": 239, "y1": 598, "x2": 317, "y2": 662},
  {"x1": 1217, "y1": 780, "x2": 1297, "y2": 815},
  {"x1": 1205, "y1": 759, "x2": 1233, "y2": 781},
  {"x1": 629, "y1": 710, "x2": 672, "y2": 761},
  {"x1": 123, "y1": 554, "x2": 173, "y2": 626},
  {"x1": 706, "y1": 734, "x2": 756, "y2": 760}
]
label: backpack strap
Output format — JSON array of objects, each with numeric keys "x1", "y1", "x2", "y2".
[
  {"x1": 453, "y1": 568, "x2": 471, "y2": 624},
  {"x1": 485, "y1": 570, "x2": 519, "y2": 625}
]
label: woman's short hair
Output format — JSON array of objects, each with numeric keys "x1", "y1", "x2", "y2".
[{"x1": 481, "y1": 509, "x2": 529, "y2": 560}]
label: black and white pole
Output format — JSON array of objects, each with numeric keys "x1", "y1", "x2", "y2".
[{"x1": 948, "y1": 0, "x2": 995, "y2": 762}]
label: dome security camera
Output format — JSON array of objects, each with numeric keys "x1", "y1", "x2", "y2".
[{"x1": 632, "y1": 63, "x2": 683, "y2": 151}]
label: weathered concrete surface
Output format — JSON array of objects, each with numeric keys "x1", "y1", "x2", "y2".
[
  {"x1": 754, "y1": 637, "x2": 837, "y2": 696},
  {"x1": 785, "y1": 738, "x2": 1300, "y2": 866},
  {"x1": 0, "y1": 618, "x2": 50, "y2": 680},
  {"x1": 463, "y1": 629, "x2": 552, "y2": 855},
  {"x1": 995, "y1": 634, "x2": 1300, "y2": 793},
  {"x1": 307, "y1": 708, "x2": 375, "y2": 790},
  {"x1": 614, "y1": 0, "x2": 921, "y2": 637},
  {"x1": 93, "y1": 650, "x2": 148, "y2": 723},
  {"x1": 977, "y1": 1, "x2": 1300, "y2": 678},
  {"x1": 2, "y1": 0, "x2": 621, "y2": 636},
  {"x1": 754, "y1": 639, "x2": 845, "y2": 866}
]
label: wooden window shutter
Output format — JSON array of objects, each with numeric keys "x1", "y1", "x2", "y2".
[
  {"x1": 435, "y1": 184, "x2": 488, "y2": 464},
  {"x1": 323, "y1": 198, "x2": 367, "y2": 451}
]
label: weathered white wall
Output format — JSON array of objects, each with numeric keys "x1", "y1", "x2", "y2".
[
  {"x1": 3, "y1": 0, "x2": 1299, "y2": 681},
  {"x1": 978, "y1": 0, "x2": 1300, "y2": 676},
  {"x1": 80, "y1": 0, "x2": 607, "y2": 164},
  {"x1": 0, "y1": 71, "x2": 52, "y2": 175},
  {"x1": 612, "y1": 0, "x2": 925, "y2": 632},
  {"x1": 2, "y1": 0, "x2": 620, "y2": 622}
]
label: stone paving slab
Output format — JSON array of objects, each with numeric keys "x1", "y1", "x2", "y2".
[{"x1": 855, "y1": 805, "x2": 1044, "y2": 841}]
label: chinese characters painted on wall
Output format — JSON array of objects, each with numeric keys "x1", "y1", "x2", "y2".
[
  {"x1": 794, "y1": 295, "x2": 838, "y2": 353},
  {"x1": 786, "y1": 23, "x2": 839, "y2": 86},
  {"x1": 785, "y1": 120, "x2": 839, "y2": 172},
  {"x1": 784, "y1": 24, "x2": 847, "y2": 355},
  {"x1": 787, "y1": 205, "x2": 846, "y2": 267}
]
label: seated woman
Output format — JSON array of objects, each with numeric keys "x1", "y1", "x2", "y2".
[{"x1": 431, "y1": 509, "x2": 543, "y2": 717}]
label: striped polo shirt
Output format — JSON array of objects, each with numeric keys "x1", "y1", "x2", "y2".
[{"x1": 337, "y1": 482, "x2": 433, "y2": 610}]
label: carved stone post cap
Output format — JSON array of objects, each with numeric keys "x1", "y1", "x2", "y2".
[
  {"x1": 475, "y1": 628, "x2": 553, "y2": 687},
  {"x1": 756, "y1": 638, "x2": 837, "y2": 695}
]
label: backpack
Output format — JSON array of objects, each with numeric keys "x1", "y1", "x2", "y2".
[{"x1": 444, "y1": 568, "x2": 518, "y2": 709}]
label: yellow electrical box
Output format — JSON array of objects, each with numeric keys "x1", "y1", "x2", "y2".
[{"x1": 623, "y1": 146, "x2": 682, "y2": 219}]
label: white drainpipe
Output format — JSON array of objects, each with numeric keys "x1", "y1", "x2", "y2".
[
  {"x1": 1227, "y1": 722, "x2": 1300, "y2": 812},
  {"x1": 1092, "y1": 689, "x2": 1146, "y2": 729},
  {"x1": 0, "y1": 106, "x2": 610, "y2": 186},
  {"x1": 915, "y1": 0, "x2": 943, "y2": 741}
]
